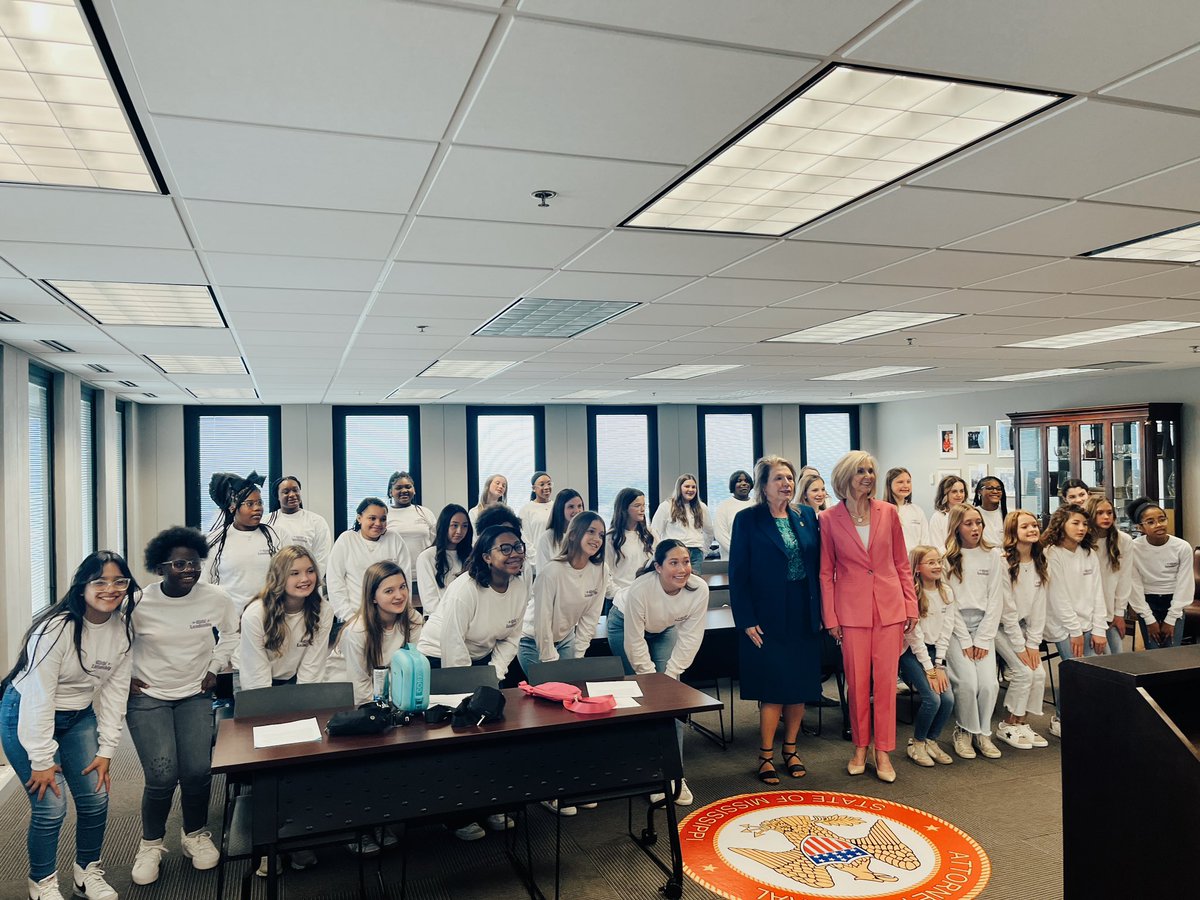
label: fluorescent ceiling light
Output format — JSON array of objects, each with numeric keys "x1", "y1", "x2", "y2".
[
  {"x1": 768, "y1": 310, "x2": 958, "y2": 344},
  {"x1": 146, "y1": 354, "x2": 246, "y2": 375},
  {"x1": 187, "y1": 387, "x2": 257, "y2": 400},
  {"x1": 0, "y1": 0, "x2": 158, "y2": 192},
  {"x1": 47, "y1": 280, "x2": 222, "y2": 327},
  {"x1": 476, "y1": 297, "x2": 637, "y2": 338},
  {"x1": 1086, "y1": 221, "x2": 1200, "y2": 262},
  {"x1": 980, "y1": 367, "x2": 1103, "y2": 382},
  {"x1": 847, "y1": 390, "x2": 924, "y2": 399},
  {"x1": 629, "y1": 364, "x2": 742, "y2": 380},
  {"x1": 554, "y1": 389, "x2": 635, "y2": 399},
  {"x1": 624, "y1": 64, "x2": 1062, "y2": 236},
  {"x1": 813, "y1": 364, "x2": 932, "y2": 381},
  {"x1": 386, "y1": 387, "x2": 455, "y2": 399},
  {"x1": 417, "y1": 359, "x2": 516, "y2": 379},
  {"x1": 1005, "y1": 320, "x2": 1200, "y2": 349}
]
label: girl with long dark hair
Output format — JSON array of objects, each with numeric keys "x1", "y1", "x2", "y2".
[
  {"x1": 415, "y1": 504, "x2": 473, "y2": 618},
  {"x1": 201, "y1": 471, "x2": 278, "y2": 619}
]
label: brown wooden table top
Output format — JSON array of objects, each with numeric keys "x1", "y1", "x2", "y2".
[
  {"x1": 702, "y1": 572, "x2": 729, "y2": 589},
  {"x1": 212, "y1": 673, "x2": 721, "y2": 776}
]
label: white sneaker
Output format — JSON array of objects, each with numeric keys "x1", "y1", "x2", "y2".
[
  {"x1": 72, "y1": 862, "x2": 118, "y2": 900},
  {"x1": 540, "y1": 800, "x2": 577, "y2": 816},
  {"x1": 486, "y1": 813, "x2": 515, "y2": 831},
  {"x1": 952, "y1": 726, "x2": 976, "y2": 759},
  {"x1": 1049, "y1": 716, "x2": 1062, "y2": 737},
  {"x1": 131, "y1": 838, "x2": 168, "y2": 885},
  {"x1": 346, "y1": 831, "x2": 380, "y2": 856},
  {"x1": 180, "y1": 828, "x2": 219, "y2": 870},
  {"x1": 255, "y1": 856, "x2": 282, "y2": 877},
  {"x1": 579, "y1": 802, "x2": 598, "y2": 809},
  {"x1": 1018, "y1": 723, "x2": 1049, "y2": 748},
  {"x1": 906, "y1": 738, "x2": 934, "y2": 767},
  {"x1": 27, "y1": 874, "x2": 65, "y2": 900},
  {"x1": 974, "y1": 733, "x2": 1003, "y2": 759},
  {"x1": 995, "y1": 722, "x2": 1033, "y2": 750},
  {"x1": 925, "y1": 739, "x2": 953, "y2": 765},
  {"x1": 454, "y1": 823, "x2": 486, "y2": 841},
  {"x1": 289, "y1": 849, "x2": 318, "y2": 870},
  {"x1": 652, "y1": 779, "x2": 693, "y2": 805}
]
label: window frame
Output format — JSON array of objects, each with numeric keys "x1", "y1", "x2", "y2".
[
  {"x1": 28, "y1": 365, "x2": 56, "y2": 611},
  {"x1": 183, "y1": 405, "x2": 283, "y2": 530},
  {"x1": 465, "y1": 406, "x2": 546, "y2": 508},
  {"x1": 332, "y1": 405, "x2": 422, "y2": 535},
  {"x1": 115, "y1": 399, "x2": 130, "y2": 559},
  {"x1": 697, "y1": 405, "x2": 763, "y2": 504},
  {"x1": 586, "y1": 405, "x2": 660, "y2": 517},
  {"x1": 80, "y1": 384, "x2": 98, "y2": 556},
  {"x1": 799, "y1": 405, "x2": 862, "y2": 470}
]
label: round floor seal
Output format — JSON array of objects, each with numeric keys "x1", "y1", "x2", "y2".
[{"x1": 679, "y1": 790, "x2": 990, "y2": 899}]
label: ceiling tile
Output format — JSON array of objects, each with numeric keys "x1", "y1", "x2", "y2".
[
  {"x1": 529, "y1": 270, "x2": 693, "y2": 302},
  {"x1": 104, "y1": 325, "x2": 241, "y2": 353},
  {"x1": 719, "y1": 241, "x2": 922, "y2": 281},
  {"x1": 1092, "y1": 266, "x2": 1200, "y2": 299},
  {"x1": 373, "y1": 294, "x2": 510, "y2": 321},
  {"x1": 849, "y1": 250, "x2": 1050, "y2": 288},
  {"x1": 381, "y1": 262, "x2": 549, "y2": 297},
  {"x1": 185, "y1": 201, "x2": 404, "y2": 259},
  {"x1": 1089, "y1": 158, "x2": 1200, "y2": 213},
  {"x1": 206, "y1": 253, "x2": 384, "y2": 291},
  {"x1": 218, "y1": 287, "x2": 370, "y2": 316},
  {"x1": 617, "y1": 304, "x2": 748, "y2": 327},
  {"x1": 971, "y1": 258, "x2": 1179, "y2": 293},
  {"x1": 1102, "y1": 45, "x2": 1200, "y2": 111},
  {"x1": 654, "y1": 277, "x2": 824, "y2": 306},
  {"x1": 226, "y1": 311, "x2": 358, "y2": 333},
  {"x1": 891, "y1": 289, "x2": 1053, "y2": 314},
  {"x1": 0, "y1": 186, "x2": 190, "y2": 249},
  {"x1": 396, "y1": 217, "x2": 602, "y2": 268},
  {"x1": 776, "y1": 282, "x2": 945, "y2": 310},
  {"x1": 0, "y1": 243, "x2": 204, "y2": 282},
  {"x1": 563, "y1": 230, "x2": 769, "y2": 276},
  {"x1": 0, "y1": 279, "x2": 60, "y2": 305},
  {"x1": 0, "y1": 302, "x2": 81, "y2": 325}
]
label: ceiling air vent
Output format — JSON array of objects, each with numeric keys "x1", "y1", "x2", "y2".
[
  {"x1": 142, "y1": 392, "x2": 157, "y2": 398},
  {"x1": 118, "y1": 380, "x2": 138, "y2": 388},
  {"x1": 85, "y1": 363, "x2": 112, "y2": 373},
  {"x1": 0, "y1": 310, "x2": 18, "y2": 323},
  {"x1": 38, "y1": 339, "x2": 74, "y2": 352}
]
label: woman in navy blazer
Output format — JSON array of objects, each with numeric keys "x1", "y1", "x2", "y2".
[{"x1": 730, "y1": 455, "x2": 823, "y2": 784}]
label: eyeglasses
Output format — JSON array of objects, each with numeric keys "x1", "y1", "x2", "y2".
[
  {"x1": 161, "y1": 558, "x2": 202, "y2": 572},
  {"x1": 239, "y1": 500, "x2": 265, "y2": 510},
  {"x1": 981, "y1": 485, "x2": 1003, "y2": 492},
  {"x1": 494, "y1": 541, "x2": 527, "y2": 557},
  {"x1": 88, "y1": 578, "x2": 131, "y2": 591}
]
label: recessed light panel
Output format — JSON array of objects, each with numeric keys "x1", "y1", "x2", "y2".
[
  {"x1": 476, "y1": 297, "x2": 637, "y2": 338},
  {"x1": 554, "y1": 389, "x2": 635, "y2": 399},
  {"x1": 187, "y1": 387, "x2": 258, "y2": 400},
  {"x1": 417, "y1": 359, "x2": 516, "y2": 379},
  {"x1": 1086, "y1": 222, "x2": 1200, "y2": 262},
  {"x1": 386, "y1": 387, "x2": 455, "y2": 399},
  {"x1": 147, "y1": 355, "x2": 247, "y2": 375},
  {"x1": 768, "y1": 311, "x2": 958, "y2": 344},
  {"x1": 813, "y1": 365, "x2": 932, "y2": 381},
  {"x1": 848, "y1": 390, "x2": 925, "y2": 399},
  {"x1": 48, "y1": 280, "x2": 223, "y2": 327},
  {"x1": 1006, "y1": 320, "x2": 1200, "y2": 349},
  {"x1": 624, "y1": 64, "x2": 1063, "y2": 236},
  {"x1": 0, "y1": 1, "x2": 158, "y2": 192},
  {"x1": 629, "y1": 364, "x2": 742, "y2": 380},
  {"x1": 980, "y1": 367, "x2": 1103, "y2": 382}
]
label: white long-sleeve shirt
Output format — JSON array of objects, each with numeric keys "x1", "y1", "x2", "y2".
[
  {"x1": 519, "y1": 501, "x2": 553, "y2": 572},
  {"x1": 417, "y1": 574, "x2": 530, "y2": 678},
  {"x1": 386, "y1": 505, "x2": 437, "y2": 574},
  {"x1": 522, "y1": 559, "x2": 606, "y2": 662},
  {"x1": 928, "y1": 510, "x2": 951, "y2": 551},
  {"x1": 650, "y1": 500, "x2": 713, "y2": 552},
  {"x1": 201, "y1": 526, "x2": 277, "y2": 619},
  {"x1": 268, "y1": 508, "x2": 333, "y2": 574},
  {"x1": 979, "y1": 507, "x2": 1004, "y2": 547},
  {"x1": 536, "y1": 529, "x2": 565, "y2": 574},
  {"x1": 131, "y1": 581, "x2": 238, "y2": 700},
  {"x1": 12, "y1": 612, "x2": 132, "y2": 770},
  {"x1": 326, "y1": 530, "x2": 413, "y2": 622},
  {"x1": 612, "y1": 572, "x2": 708, "y2": 679},
  {"x1": 905, "y1": 585, "x2": 964, "y2": 668},
  {"x1": 999, "y1": 561, "x2": 1048, "y2": 650},
  {"x1": 415, "y1": 546, "x2": 464, "y2": 618},
  {"x1": 945, "y1": 546, "x2": 1005, "y2": 650},
  {"x1": 1043, "y1": 544, "x2": 1108, "y2": 641},
  {"x1": 238, "y1": 599, "x2": 333, "y2": 690},
  {"x1": 1130, "y1": 535, "x2": 1193, "y2": 625},
  {"x1": 896, "y1": 502, "x2": 931, "y2": 555},
  {"x1": 605, "y1": 529, "x2": 655, "y2": 598},
  {"x1": 325, "y1": 613, "x2": 422, "y2": 705},
  {"x1": 713, "y1": 497, "x2": 752, "y2": 558},
  {"x1": 1096, "y1": 530, "x2": 1148, "y2": 623}
]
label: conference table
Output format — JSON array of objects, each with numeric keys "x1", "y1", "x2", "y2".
[{"x1": 212, "y1": 673, "x2": 721, "y2": 899}]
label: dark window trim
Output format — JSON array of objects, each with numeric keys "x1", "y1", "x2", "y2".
[
  {"x1": 81, "y1": 385, "x2": 98, "y2": 552},
  {"x1": 697, "y1": 405, "x2": 764, "y2": 504},
  {"x1": 332, "y1": 406, "x2": 422, "y2": 536},
  {"x1": 585, "y1": 405, "x2": 660, "y2": 514},
  {"x1": 799, "y1": 405, "x2": 862, "y2": 467},
  {"x1": 116, "y1": 399, "x2": 130, "y2": 558},
  {"x1": 183, "y1": 406, "x2": 282, "y2": 530},
  {"x1": 465, "y1": 406, "x2": 546, "y2": 508},
  {"x1": 29, "y1": 365, "x2": 56, "y2": 607}
]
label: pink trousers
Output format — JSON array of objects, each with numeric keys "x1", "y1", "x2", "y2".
[{"x1": 840, "y1": 616, "x2": 905, "y2": 752}]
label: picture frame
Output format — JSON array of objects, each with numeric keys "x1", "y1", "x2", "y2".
[
  {"x1": 938, "y1": 424, "x2": 958, "y2": 459},
  {"x1": 996, "y1": 420, "x2": 1014, "y2": 459},
  {"x1": 935, "y1": 468, "x2": 962, "y2": 485},
  {"x1": 994, "y1": 465, "x2": 1016, "y2": 501},
  {"x1": 968, "y1": 463, "x2": 989, "y2": 493},
  {"x1": 963, "y1": 424, "x2": 990, "y2": 455}
]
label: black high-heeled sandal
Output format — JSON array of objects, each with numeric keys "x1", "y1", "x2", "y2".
[
  {"x1": 757, "y1": 748, "x2": 780, "y2": 785},
  {"x1": 781, "y1": 741, "x2": 807, "y2": 778}
]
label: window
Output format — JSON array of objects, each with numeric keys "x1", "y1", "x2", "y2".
[
  {"x1": 115, "y1": 400, "x2": 129, "y2": 559},
  {"x1": 28, "y1": 366, "x2": 55, "y2": 612},
  {"x1": 184, "y1": 407, "x2": 282, "y2": 529},
  {"x1": 80, "y1": 386, "x2": 97, "y2": 557},
  {"x1": 698, "y1": 407, "x2": 762, "y2": 504},
  {"x1": 466, "y1": 407, "x2": 545, "y2": 509},
  {"x1": 801, "y1": 407, "x2": 860, "y2": 499},
  {"x1": 333, "y1": 407, "x2": 420, "y2": 535},
  {"x1": 587, "y1": 407, "x2": 658, "y2": 525}
]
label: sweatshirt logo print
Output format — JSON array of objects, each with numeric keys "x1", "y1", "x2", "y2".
[{"x1": 189, "y1": 619, "x2": 213, "y2": 629}]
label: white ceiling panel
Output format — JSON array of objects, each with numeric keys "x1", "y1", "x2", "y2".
[
  {"x1": 396, "y1": 218, "x2": 602, "y2": 268},
  {"x1": 776, "y1": 282, "x2": 945, "y2": 311},
  {"x1": 969, "y1": 292, "x2": 1139, "y2": 318},
  {"x1": 563, "y1": 230, "x2": 769, "y2": 276},
  {"x1": 1089, "y1": 158, "x2": 1200, "y2": 213},
  {"x1": 0, "y1": 279, "x2": 61, "y2": 305},
  {"x1": 1091, "y1": 298, "x2": 1200, "y2": 321},
  {"x1": 373, "y1": 294, "x2": 511, "y2": 321},
  {"x1": 0, "y1": 186, "x2": 190, "y2": 249},
  {"x1": 849, "y1": 250, "x2": 1050, "y2": 288},
  {"x1": 359, "y1": 316, "x2": 477, "y2": 337},
  {"x1": 719, "y1": 241, "x2": 923, "y2": 282},
  {"x1": 218, "y1": 287, "x2": 370, "y2": 316},
  {"x1": 239, "y1": 329, "x2": 354, "y2": 348},
  {"x1": 616, "y1": 304, "x2": 748, "y2": 327},
  {"x1": 458, "y1": 19, "x2": 817, "y2": 163},
  {"x1": 185, "y1": 201, "x2": 404, "y2": 260},
  {"x1": 718, "y1": 307, "x2": 850, "y2": 329},
  {"x1": 381, "y1": 262, "x2": 549, "y2": 297},
  {"x1": 528, "y1": 270, "x2": 693, "y2": 302},
  {"x1": 654, "y1": 277, "x2": 825, "y2": 306},
  {"x1": 1102, "y1": 45, "x2": 1200, "y2": 111},
  {"x1": 226, "y1": 312, "x2": 359, "y2": 334},
  {"x1": 103, "y1": 325, "x2": 240, "y2": 353},
  {"x1": 1093, "y1": 267, "x2": 1200, "y2": 299},
  {"x1": 971, "y1": 258, "x2": 1179, "y2": 293},
  {"x1": 152, "y1": 118, "x2": 437, "y2": 213},
  {"x1": 891, "y1": 289, "x2": 1053, "y2": 315},
  {"x1": 0, "y1": 303, "x2": 82, "y2": 325},
  {"x1": 0, "y1": 258, "x2": 22, "y2": 277},
  {"x1": 0, "y1": 243, "x2": 205, "y2": 282},
  {"x1": 206, "y1": 254, "x2": 384, "y2": 291}
]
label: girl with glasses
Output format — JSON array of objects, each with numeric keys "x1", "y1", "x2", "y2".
[
  {"x1": 972, "y1": 476, "x2": 1009, "y2": 546},
  {"x1": 202, "y1": 472, "x2": 278, "y2": 620}
]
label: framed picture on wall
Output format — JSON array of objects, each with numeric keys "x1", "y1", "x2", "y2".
[
  {"x1": 963, "y1": 424, "x2": 990, "y2": 455},
  {"x1": 938, "y1": 424, "x2": 958, "y2": 458},
  {"x1": 996, "y1": 420, "x2": 1014, "y2": 458},
  {"x1": 968, "y1": 463, "x2": 989, "y2": 493},
  {"x1": 936, "y1": 468, "x2": 962, "y2": 484},
  {"x1": 994, "y1": 465, "x2": 1016, "y2": 500}
]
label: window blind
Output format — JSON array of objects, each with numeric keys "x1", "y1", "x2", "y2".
[
  {"x1": 342, "y1": 414, "x2": 412, "y2": 526},
  {"x1": 196, "y1": 415, "x2": 272, "y2": 528},
  {"x1": 28, "y1": 372, "x2": 54, "y2": 611},
  {"x1": 592, "y1": 413, "x2": 651, "y2": 525},
  {"x1": 702, "y1": 413, "x2": 755, "y2": 504}
]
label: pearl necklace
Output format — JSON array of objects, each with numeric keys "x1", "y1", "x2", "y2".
[{"x1": 849, "y1": 505, "x2": 870, "y2": 525}]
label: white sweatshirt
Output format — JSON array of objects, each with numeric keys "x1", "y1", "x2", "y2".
[
  {"x1": 1130, "y1": 535, "x2": 1193, "y2": 625},
  {"x1": 201, "y1": 526, "x2": 277, "y2": 619},
  {"x1": 945, "y1": 546, "x2": 1005, "y2": 650},
  {"x1": 12, "y1": 612, "x2": 132, "y2": 770},
  {"x1": 1096, "y1": 530, "x2": 1148, "y2": 623},
  {"x1": 519, "y1": 501, "x2": 553, "y2": 571},
  {"x1": 326, "y1": 530, "x2": 413, "y2": 622},
  {"x1": 238, "y1": 599, "x2": 334, "y2": 690},
  {"x1": 414, "y1": 546, "x2": 464, "y2": 618},
  {"x1": 605, "y1": 529, "x2": 655, "y2": 598},
  {"x1": 326, "y1": 613, "x2": 422, "y2": 705},
  {"x1": 896, "y1": 502, "x2": 931, "y2": 554},
  {"x1": 905, "y1": 585, "x2": 964, "y2": 668},
  {"x1": 999, "y1": 561, "x2": 1048, "y2": 650},
  {"x1": 979, "y1": 507, "x2": 1004, "y2": 548},
  {"x1": 417, "y1": 574, "x2": 530, "y2": 678},
  {"x1": 386, "y1": 505, "x2": 437, "y2": 573},
  {"x1": 522, "y1": 559, "x2": 606, "y2": 662},
  {"x1": 268, "y1": 508, "x2": 333, "y2": 574},
  {"x1": 536, "y1": 529, "x2": 565, "y2": 574},
  {"x1": 612, "y1": 572, "x2": 708, "y2": 679},
  {"x1": 131, "y1": 581, "x2": 238, "y2": 700},
  {"x1": 1043, "y1": 544, "x2": 1108, "y2": 642},
  {"x1": 928, "y1": 510, "x2": 951, "y2": 551},
  {"x1": 650, "y1": 500, "x2": 714, "y2": 552},
  {"x1": 713, "y1": 497, "x2": 752, "y2": 558}
]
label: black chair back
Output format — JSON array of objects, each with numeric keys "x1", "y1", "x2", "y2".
[
  {"x1": 525, "y1": 656, "x2": 626, "y2": 686},
  {"x1": 233, "y1": 682, "x2": 354, "y2": 719},
  {"x1": 430, "y1": 665, "x2": 499, "y2": 694}
]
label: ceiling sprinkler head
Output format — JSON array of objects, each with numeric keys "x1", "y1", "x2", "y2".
[{"x1": 532, "y1": 189, "x2": 557, "y2": 207}]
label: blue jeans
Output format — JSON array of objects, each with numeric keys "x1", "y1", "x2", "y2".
[
  {"x1": 687, "y1": 547, "x2": 704, "y2": 574},
  {"x1": 607, "y1": 607, "x2": 683, "y2": 759},
  {"x1": 517, "y1": 634, "x2": 575, "y2": 674},
  {"x1": 0, "y1": 689, "x2": 109, "y2": 880},
  {"x1": 898, "y1": 647, "x2": 954, "y2": 742},
  {"x1": 1139, "y1": 595, "x2": 1186, "y2": 649},
  {"x1": 1053, "y1": 635, "x2": 1099, "y2": 717},
  {"x1": 1105, "y1": 623, "x2": 1124, "y2": 654},
  {"x1": 126, "y1": 692, "x2": 214, "y2": 839}
]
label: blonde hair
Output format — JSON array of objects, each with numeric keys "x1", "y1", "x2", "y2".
[
  {"x1": 909, "y1": 544, "x2": 950, "y2": 617},
  {"x1": 752, "y1": 455, "x2": 797, "y2": 506},
  {"x1": 830, "y1": 451, "x2": 877, "y2": 504},
  {"x1": 943, "y1": 504, "x2": 992, "y2": 581},
  {"x1": 1002, "y1": 509, "x2": 1049, "y2": 585},
  {"x1": 796, "y1": 472, "x2": 826, "y2": 511},
  {"x1": 254, "y1": 545, "x2": 323, "y2": 657},
  {"x1": 474, "y1": 474, "x2": 507, "y2": 512}
]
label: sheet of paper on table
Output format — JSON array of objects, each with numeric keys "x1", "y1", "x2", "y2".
[
  {"x1": 429, "y1": 693, "x2": 471, "y2": 706},
  {"x1": 586, "y1": 681, "x2": 643, "y2": 698},
  {"x1": 253, "y1": 717, "x2": 322, "y2": 749},
  {"x1": 612, "y1": 696, "x2": 641, "y2": 709}
]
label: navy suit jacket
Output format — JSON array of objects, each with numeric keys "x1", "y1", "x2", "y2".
[{"x1": 729, "y1": 503, "x2": 822, "y2": 635}]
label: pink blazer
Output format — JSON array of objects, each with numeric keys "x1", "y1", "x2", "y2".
[{"x1": 818, "y1": 500, "x2": 918, "y2": 629}]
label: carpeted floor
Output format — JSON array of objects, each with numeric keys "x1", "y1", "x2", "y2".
[{"x1": 0, "y1": 679, "x2": 1063, "y2": 900}]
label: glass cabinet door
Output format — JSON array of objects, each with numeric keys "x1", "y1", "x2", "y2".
[
  {"x1": 1155, "y1": 418, "x2": 1179, "y2": 533},
  {"x1": 1078, "y1": 423, "x2": 1106, "y2": 493},
  {"x1": 1046, "y1": 425, "x2": 1072, "y2": 515},
  {"x1": 1112, "y1": 421, "x2": 1142, "y2": 534},
  {"x1": 1018, "y1": 427, "x2": 1043, "y2": 519}
]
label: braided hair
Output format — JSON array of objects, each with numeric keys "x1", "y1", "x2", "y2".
[{"x1": 206, "y1": 471, "x2": 277, "y2": 584}]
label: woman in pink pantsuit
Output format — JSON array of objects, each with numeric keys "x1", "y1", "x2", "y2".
[{"x1": 819, "y1": 452, "x2": 919, "y2": 783}]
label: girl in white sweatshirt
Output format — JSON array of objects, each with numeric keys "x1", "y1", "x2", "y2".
[
  {"x1": 519, "y1": 472, "x2": 554, "y2": 572},
  {"x1": 886, "y1": 467, "x2": 931, "y2": 554},
  {"x1": 606, "y1": 488, "x2": 656, "y2": 610},
  {"x1": 1, "y1": 551, "x2": 137, "y2": 900},
  {"x1": 202, "y1": 472, "x2": 279, "y2": 620},
  {"x1": 899, "y1": 545, "x2": 958, "y2": 768},
  {"x1": 928, "y1": 475, "x2": 967, "y2": 551},
  {"x1": 327, "y1": 498, "x2": 413, "y2": 623},
  {"x1": 1127, "y1": 496, "x2": 1193, "y2": 649},
  {"x1": 385, "y1": 471, "x2": 437, "y2": 575},
  {"x1": 651, "y1": 474, "x2": 713, "y2": 574},
  {"x1": 535, "y1": 489, "x2": 584, "y2": 576},
  {"x1": 468, "y1": 474, "x2": 508, "y2": 528},
  {"x1": 266, "y1": 475, "x2": 333, "y2": 574},
  {"x1": 713, "y1": 470, "x2": 753, "y2": 559},
  {"x1": 942, "y1": 504, "x2": 1006, "y2": 761},
  {"x1": 415, "y1": 504, "x2": 473, "y2": 618},
  {"x1": 1088, "y1": 496, "x2": 1144, "y2": 654}
]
